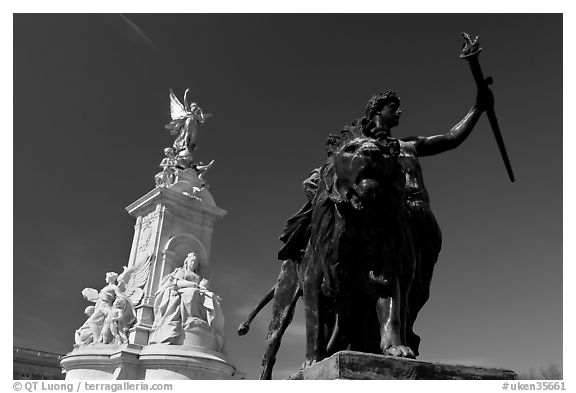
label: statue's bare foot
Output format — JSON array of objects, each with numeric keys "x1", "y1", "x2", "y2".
[
  {"x1": 237, "y1": 322, "x2": 250, "y2": 336},
  {"x1": 383, "y1": 345, "x2": 415, "y2": 359}
]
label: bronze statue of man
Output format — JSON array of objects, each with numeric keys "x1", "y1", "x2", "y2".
[{"x1": 355, "y1": 87, "x2": 493, "y2": 355}]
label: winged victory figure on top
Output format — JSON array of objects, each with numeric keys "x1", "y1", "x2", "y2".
[{"x1": 164, "y1": 89, "x2": 211, "y2": 169}]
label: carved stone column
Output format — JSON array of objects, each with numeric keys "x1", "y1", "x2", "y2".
[{"x1": 124, "y1": 168, "x2": 226, "y2": 347}]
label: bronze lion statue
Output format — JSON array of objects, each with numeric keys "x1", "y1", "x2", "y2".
[{"x1": 300, "y1": 131, "x2": 412, "y2": 364}]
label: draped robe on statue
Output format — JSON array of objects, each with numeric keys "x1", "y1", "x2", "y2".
[{"x1": 150, "y1": 267, "x2": 225, "y2": 349}]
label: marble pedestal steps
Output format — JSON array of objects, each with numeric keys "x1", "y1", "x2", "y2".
[
  {"x1": 289, "y1": 351, "x2": 517, "y2": 380},
  {"x1": 61, "y1": 343, "x2": 244, "y2": 380}
]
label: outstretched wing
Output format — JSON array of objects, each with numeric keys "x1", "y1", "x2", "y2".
[
  {"x1": 169, "y1": 89, "x2": 188, "y2": 120},
  {"x1": 119, "y1": 253, "x2": 152, "y2": 306},
  {"x1": 82, "y1": 288, "x2": 99, "y2": 303},
  {"x1": 183, "y1": 88, "x2": 191, "y2": 112}
]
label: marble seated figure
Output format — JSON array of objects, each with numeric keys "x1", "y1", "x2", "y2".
[{"x1": 150, "y1": 252, "x2": 225, "y2": 351}]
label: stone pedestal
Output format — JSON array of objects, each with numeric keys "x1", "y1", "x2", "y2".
[
  {"x1": 61, "y1": 344, "x2": 243, "y2": 380},
  {"x1": 123, "y1": 170, "x2": 226, "y2": 346},
  {"x1": 289, "y1": 351, "x2": 517, "y2": 380}
]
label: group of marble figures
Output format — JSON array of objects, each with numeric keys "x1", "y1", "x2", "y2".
[{"x1": 75, "y1": 252, "x2": 225, "y2": 351}]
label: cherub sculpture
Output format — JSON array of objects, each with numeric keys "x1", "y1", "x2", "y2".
[
  {"x1": 164, "y1": 89, "x2": 211, "y2": 169},
  {"x1": 155, "y1": 147, "x2": 179, "y2": 187},
  {"x1": 99, "y1": 296, "x2": 136, "y2": 344},
  {"x1": 75, "y1": 255, "x2": 151, "y2": 346}
]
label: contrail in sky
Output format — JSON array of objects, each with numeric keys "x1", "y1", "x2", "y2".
[{"x1": 118, "y1": 14, "x2": 159, "y2": 52}]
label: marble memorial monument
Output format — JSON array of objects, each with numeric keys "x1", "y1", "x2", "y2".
[{"x1": 61, "y1": 89, "x2": 243, "y2": 380}]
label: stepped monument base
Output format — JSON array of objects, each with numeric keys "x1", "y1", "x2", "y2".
[{"x1": 61, "y1": 343, "x2": 243, "y2": 380}]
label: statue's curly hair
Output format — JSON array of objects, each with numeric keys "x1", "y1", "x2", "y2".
[
  {"x1": 325, "y1": 134, "x2": 343, "y2": 157},
  {"x1": 364, "y1": 91, "x2": 400, "y2": 119}
]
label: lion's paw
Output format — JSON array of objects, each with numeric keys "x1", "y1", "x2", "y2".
[{"x1": 384, "y1": 345, "x2": 416, "y2": 359}]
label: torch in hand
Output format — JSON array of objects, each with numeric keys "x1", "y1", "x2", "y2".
[{"x1": 460, "y1": 32, "x2": 516, "y2": 183}]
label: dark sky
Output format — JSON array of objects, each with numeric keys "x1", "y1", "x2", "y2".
[{"x1": 13, "y1": 14, "x2": 562, "y2": 379}]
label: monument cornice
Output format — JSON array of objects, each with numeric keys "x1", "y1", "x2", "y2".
[{"x1": 125, "y1": 187, "x2": 227, "y2": 221}]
